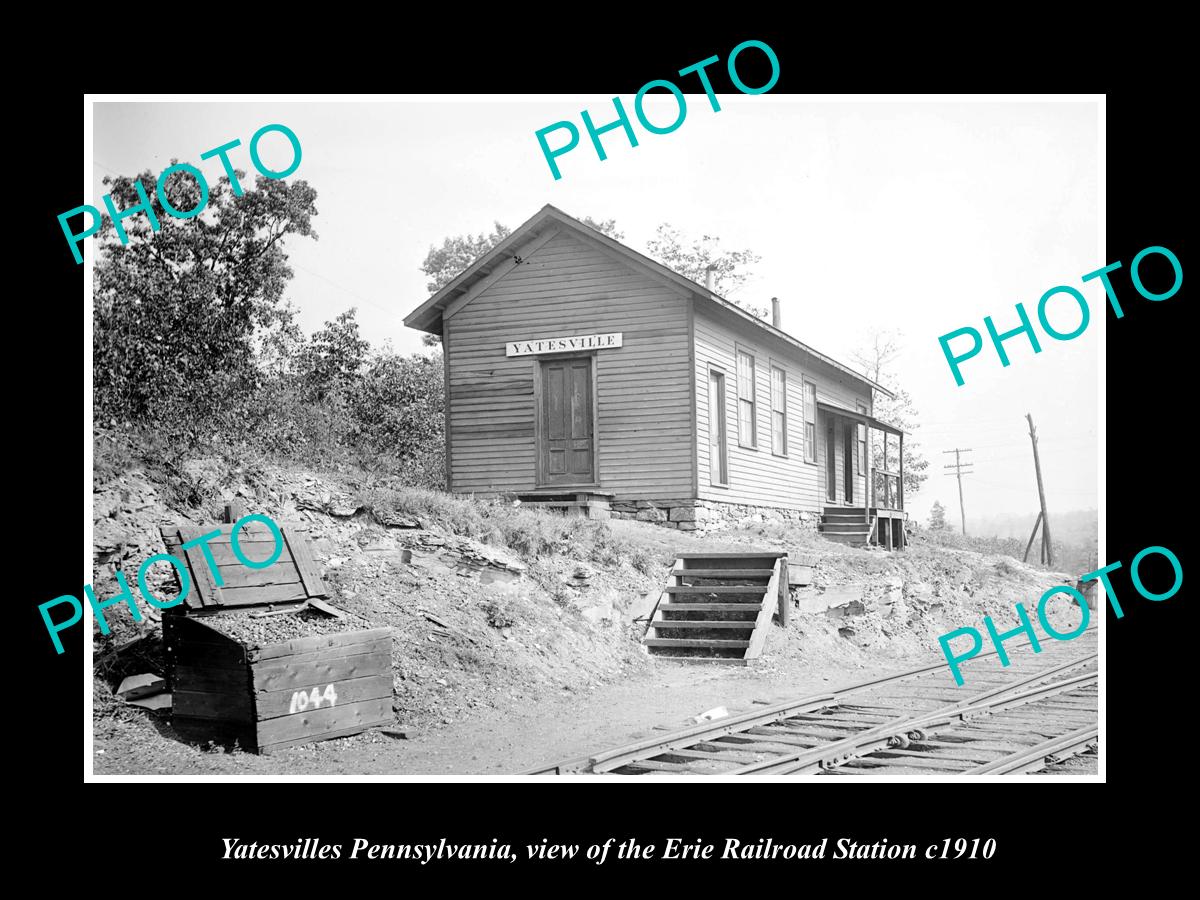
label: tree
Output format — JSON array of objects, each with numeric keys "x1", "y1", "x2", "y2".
[
  {"x1": 297, "y1": 308, "x2": 370, "y2": 401},
  {"x1": 578, "y1": 216, "x2": 624, "y2": 241},
  {"x1": 420, "y1": 221, "x2": 511, "y2": 294},
  {"x1": 419, "y1": 224, "x2": 512, "y2": 348},
  {"x1": 850, "y1": 329, "x2": 930, "y2": 498},
  {"x1": 929, "y1": 501, "x2": 948, "y2": 530},
  {"x1": 93, "y1": 164, "x2": 318, "y2": 430},
  {"x1": 348, "y1": 349, "x2": 446, "y2": 486},
  {"x1": 645, "y1": 224, "x2": 765, "y2": 317}
]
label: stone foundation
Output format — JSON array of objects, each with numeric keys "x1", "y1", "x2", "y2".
[{"x1": 609, "y1": 498, "x2": 820, "y2": 533}]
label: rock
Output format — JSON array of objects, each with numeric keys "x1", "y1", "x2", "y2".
[
  {"x1": 904, "y1": 581, "x2": 934, "y2": 605},
  {"x1": 126, "y1": 693, "x2": 172, "y2": 711},
  {"x1": 117, "y1": 673, "x2": 165, "y2": 700},
  {"x1": 579, "y1": 594, "x2": 615, "y2": 624},
  {"x1": 624, "y1": 590, "x2": 658, "y2": 624},
  {"x1": 374, "y1": 509, "x2": 420, "y2": 528},
  {"x1": 636, "y1": 507, "x2": 667, "y2": 523},
  {"x1": 669, "y1": 506, "x2": 697, "y2": 522},
  {"x1": 796, "y1": 584, "x2": 864, "y2": 616},
  {"x1": 688, "y1": 706, "x2": 729, "y2": 724}
]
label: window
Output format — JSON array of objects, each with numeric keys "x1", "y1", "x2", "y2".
[
  {"x1": 856, "y1": 401, "x2": 868, "y2": 475},
  {"x1": 708, "y1": 369, "x2": 728, "y2": 486},
  {"x1": 770, "y1": 365, "x2": 787, "y2": 456},
  {"x1": 803, "y1": 379, "x2": 817, "y2": 463},
  {"x1": 736, "y1": 350, "x2": 756, "y2": 448}
]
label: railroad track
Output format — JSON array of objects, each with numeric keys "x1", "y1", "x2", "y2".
[{"x1": 527, "y1": 628, "x2": 1098, "y2": 776}]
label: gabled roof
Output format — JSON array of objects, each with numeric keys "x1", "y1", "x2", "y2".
[{"x1": 404, "y1": 204, "x2": 893, "y2": 398}]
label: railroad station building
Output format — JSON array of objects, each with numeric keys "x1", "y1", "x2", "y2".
[{"x1": 405, "y1": 205, "x2": 908, "y2": 548}]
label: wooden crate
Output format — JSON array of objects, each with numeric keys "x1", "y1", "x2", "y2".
[
  {"x1": 164, "y1": 615, "x2": 394, "y2": 754},
  {"x1": 159, "y1": 520, "x2": 327, "y2": 612}
]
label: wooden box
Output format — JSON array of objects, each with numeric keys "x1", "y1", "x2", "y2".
[
  {"x1": 164, "y1": 616, "x2": 394, "y2": 754},
  {"x1": 158, "y1": 520, "x2": 394, "y2": 753}
]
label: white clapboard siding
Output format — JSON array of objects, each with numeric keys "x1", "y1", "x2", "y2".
[
  {"x1": 693, "y1": 307, "x2": 872, "y2": 511},
  {"x1": 444, "y1": 230, "x2": 693, "y2": 497}
]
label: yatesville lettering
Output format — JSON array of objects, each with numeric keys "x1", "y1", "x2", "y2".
[
  {"x1": 222, "y1": 838, "x2": 342, "y2": 860},
  {"x1": 505, "y1": 332, "x2": 623, "y2": 357}
]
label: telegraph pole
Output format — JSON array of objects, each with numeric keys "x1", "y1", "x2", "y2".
[
  {"x1": 1025, "y1": 413, "x2": 1054, "y2": 567},
  {"x1": 942, "y1": 448, "x2": 973, "y2": 535}
]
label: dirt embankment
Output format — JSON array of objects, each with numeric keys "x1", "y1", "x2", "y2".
[{"x1": 90, "y1": 450, "x2": 1083, "y2": 775}]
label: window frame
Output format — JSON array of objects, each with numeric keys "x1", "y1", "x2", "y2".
[
  {"x1": 707, "y1": 365, "x2": 729, "y2": 488},
  {"x1": 735, "y1": 346, "x2": 758, "y2": 450},
  {"x1": 769, "y1": 362, "x2": 788, "y2": 458},
  {"x1": 802, "y1": 377, "x2": 818, "y2": 464}
]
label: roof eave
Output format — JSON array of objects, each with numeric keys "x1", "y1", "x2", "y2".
[
  {"x1": 700, "y1": 292, "x2": 894, "y2": 398},
  {"x1": 402, "y1": 205, "x2": 896, "y2": 399}
]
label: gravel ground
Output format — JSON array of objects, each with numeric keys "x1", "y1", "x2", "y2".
[{"x1": 202, "y1": 607, "x2": 376, "y2": 646}]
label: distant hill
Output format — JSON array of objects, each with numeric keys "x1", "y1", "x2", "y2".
[{"x1": 969, "y1": 509, "x2": 1097, "y2": 544}]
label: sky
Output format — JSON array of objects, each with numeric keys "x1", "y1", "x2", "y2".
[{"x1": 92, "y1": 97, "x2": 1100, "y2": 528}]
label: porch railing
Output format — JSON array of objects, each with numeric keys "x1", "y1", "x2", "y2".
[{"x1": 872, "y1": 469, "x2": 903, "y2": 510}]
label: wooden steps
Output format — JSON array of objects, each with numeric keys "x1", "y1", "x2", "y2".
[
  {"x1": 658, "y1": 603, "x2": 761, "y2": 612},
  {"x1": 666, "y1": 585, "x2": 768, "y2": 595},
  {"x1": 642, "y1": 553, "x2": 788, "y2": 663},
  {"x1": 644, "y1": 638, "x2": 751, "y2": 649},
  {"x1": 514, "y1": 490, "x2": 612, "y2": 519},
  {"x1": 819, "y1": 506, "x2": 908, "y2": 549},
  {"x1": 670, "y1": 568, "x2": 773, "y2": 578},
  {"x1": 818, "y1": 506, "x2": 872, "y2": 547}
]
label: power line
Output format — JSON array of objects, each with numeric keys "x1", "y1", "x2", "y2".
[{"x1": 943, "y1": 448, "x2": 974, "y2": 536}]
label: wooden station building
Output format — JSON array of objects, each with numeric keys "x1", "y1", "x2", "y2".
[{"x1": 405, "y1": 206, "x2": 908, "y2": 548}]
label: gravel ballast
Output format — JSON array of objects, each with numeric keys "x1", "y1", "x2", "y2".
[{"x1": 202, "y1": 607, "x2": 378, "y2": 647}]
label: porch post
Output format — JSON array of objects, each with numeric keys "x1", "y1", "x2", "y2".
[
  {"x1": 899, "y1": 431, "x2": 905, "y2": 511},
  {"x1": 881, "y1": 432, "x2": 889, "y2": 508},
  {"x1": 865, "y1": 418, "x2": 874, "y2": 514}
]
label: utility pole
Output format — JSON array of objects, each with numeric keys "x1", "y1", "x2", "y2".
[
  {"x1": 1025, "y1": 413, "x2": 1054, "y2": 567},
  {"x1": 942, "y1": 448, "x2": 974, "y2": 535}
]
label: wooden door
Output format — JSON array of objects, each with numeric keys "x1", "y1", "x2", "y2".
[
  {"x1": 708, "y1": 370, "x2": 728, "y2": 485},
  {"x1": 843, "y1": 421, "x2": 854, "y2": 503},
  {"x1": 539, "y1": 356, "x2": 595, "y2": 485},
  {"x1": 825, "y1": 419, "x2": 836, "y2": 502}
]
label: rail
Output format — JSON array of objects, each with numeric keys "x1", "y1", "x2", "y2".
[
  {"x1": 525, "y1": 628, "x2": 1098, "y2": 776},
  {"x1": 873, "y1": 468, "x2": 903, "y2": 510}
]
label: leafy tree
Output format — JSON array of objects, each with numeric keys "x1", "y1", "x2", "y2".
[
  {"x1": 297, "y1": 308, "x2": 370, "y2": 401},
  {"x1": 645, "y1": 224, "x2": 765, "y2": 317},
  {"x1": 578, "y1": 216, "x2": 624, "y2": 241},
  {"x1": 851, "y1": 329, "x2": 930, "y2": 499},
  {"x1": 349, "y1": 350, "x2": 446, "y2": 485},
  {"x1": 420, "y1": 221, "x2": 511, "y2": 294},
  {"x1": 929, "y1": 501, "x2": 948, "y2": 530},
  {"x1": 93, "y1": 163, "x2": 318, "y2": 429}
]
